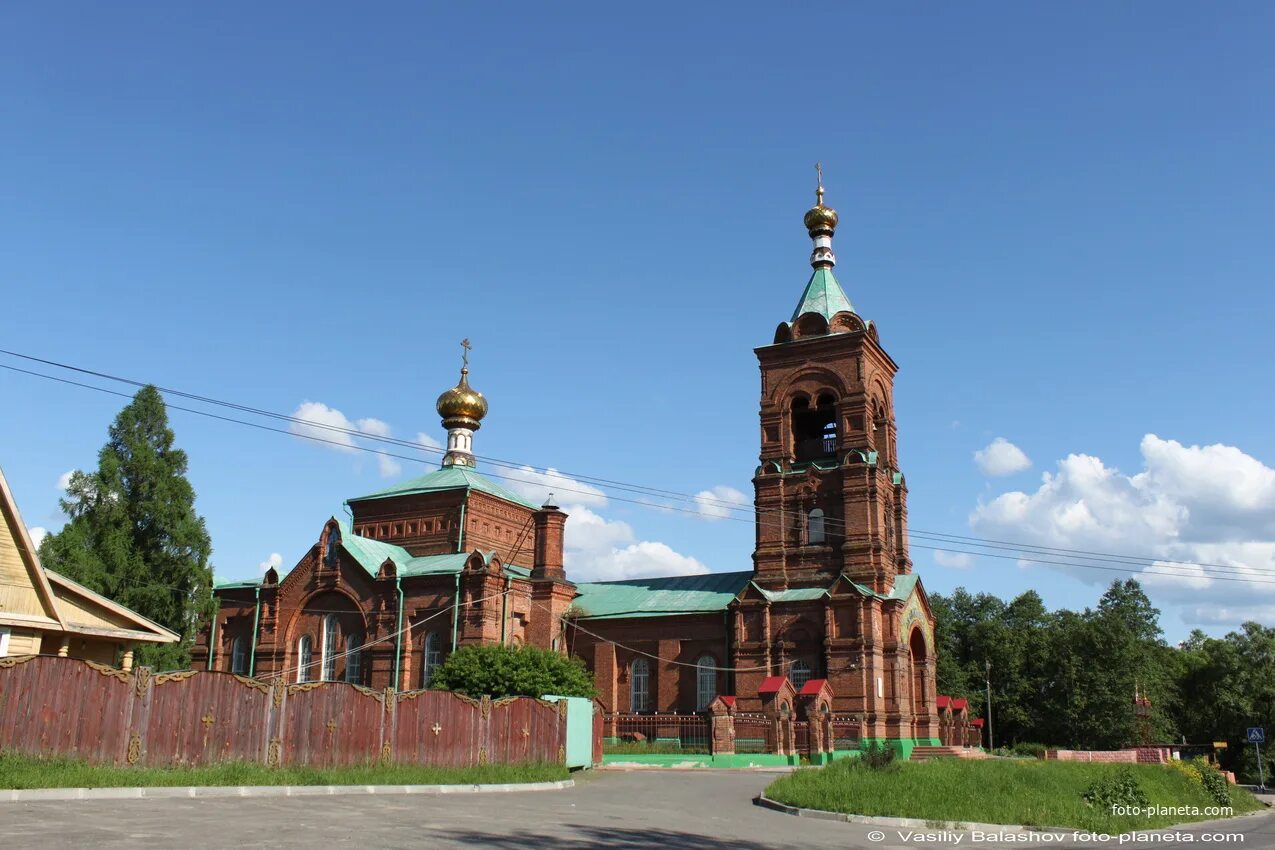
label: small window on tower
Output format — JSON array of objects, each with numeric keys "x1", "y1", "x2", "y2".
[{"x1": 808, "y1": 509, "x2": 826, "y2": 545}]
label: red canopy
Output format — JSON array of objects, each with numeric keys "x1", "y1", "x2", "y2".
[
  {"x1": 799, "y1": 678, "x2": 830, "y2": 696},
  {"x1": 758, "y1": 676, "x2": 789, "y2": 694}
]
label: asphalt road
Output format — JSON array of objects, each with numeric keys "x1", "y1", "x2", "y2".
[{"x1": 2, "y1": 769, "x2": 1272, "y2": 850}]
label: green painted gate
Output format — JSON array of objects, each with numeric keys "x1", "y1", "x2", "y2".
[{"x1": 543, "y1": 695, "x2": 594, "y2": 769}]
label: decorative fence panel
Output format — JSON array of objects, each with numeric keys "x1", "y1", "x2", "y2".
[
  {"x1": 609, "y1": 713, "x2": 709, "y2": 751},
  {"x1": 831, "y1": 715, "x2": 862, "y2": 752},
  {"x1": 279, "y1": 682, "x2": 386, "y2": 767},
  {"x1": 392, "y1": 688, "x2": 484, "y2": 767},
  {"x1": 0, "y1": 656, "x2": 568, "y2": 769},
  {"x1": 0, "y1": 656, "x2": 134, "y2": 764},
  {"x1": 141, "y1": 670, "x2": 274, "y2": 767},
  {"x1": 733, "y1": 713, "x2": 774, "y2": 754},
  {"x1": 489, "y1": 696, "x2": 564, "y2": 765}
]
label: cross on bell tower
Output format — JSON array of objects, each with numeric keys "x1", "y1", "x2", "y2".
[{"x1": 751, "y1": 171, "x2": 911, "y2": 593}]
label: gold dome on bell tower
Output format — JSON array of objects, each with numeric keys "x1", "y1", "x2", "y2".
[{"x1": 804, "y1": 162, "x2": 839, "y2": 236}]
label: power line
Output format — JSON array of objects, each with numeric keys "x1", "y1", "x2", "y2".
[{"x1": 4, "y1": 350, "x2": 1271, "y2": 585}]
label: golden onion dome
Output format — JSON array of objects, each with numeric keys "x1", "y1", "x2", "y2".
[
  {"x1": 804, "y1": 201, "x2": 839, "y2": 235},
  {"x1": 435, "y1": 368, "x2": 488, "y2": 427}
]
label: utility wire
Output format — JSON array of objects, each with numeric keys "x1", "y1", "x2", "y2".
[{"x1": 4, "y1": 351, "x2": 1271, "y2": 584}]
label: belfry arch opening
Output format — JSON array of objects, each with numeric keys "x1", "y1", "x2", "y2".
[{"x1": 792, "y1": 393, "x2": 837, "y2": 461}]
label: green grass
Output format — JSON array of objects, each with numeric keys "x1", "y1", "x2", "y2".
[
  {"x1": 765, "y1": 758, "x2": 1266, "y2": 833},
  {"x1": 0, "y1": 751, "x2": 569, "y2": 790}
]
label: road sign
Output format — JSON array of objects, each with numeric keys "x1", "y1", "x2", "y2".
[
  {"x1": 1213, "y1": 741, "x2": 1228, "y2": 749},
  {"x1": 1248, "y1": 727, "x2": 1265, "y2": 744}
]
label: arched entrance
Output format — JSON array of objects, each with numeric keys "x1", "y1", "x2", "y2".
[{"x1": 908, "y1": 626, "x2": 928, "y2": 721}]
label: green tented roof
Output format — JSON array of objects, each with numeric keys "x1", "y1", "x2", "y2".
[
  {"x1": 346, "y1": 465, "x2": 541, "y2": 510},
  {"x1": 790, "y1": 267, "x2": 855, "y2": 323},
  {"x1": 572, "y1": 570, "x2": 752, "y2": 620}
]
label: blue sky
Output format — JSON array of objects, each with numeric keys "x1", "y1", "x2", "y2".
[{"x1": 2, "y1": 4, "x2": 1273, "y2": 641}]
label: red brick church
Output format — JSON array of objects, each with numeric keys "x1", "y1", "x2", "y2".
[{"x1": 194, "y1": 180, "x2": 940, "y2": 748}]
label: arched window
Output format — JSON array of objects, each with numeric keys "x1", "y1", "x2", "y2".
[
  {"x1": 321, "y1": 614, "x2": 339, "y2": 681},
  {"x1": 790, "y1": 659, "x2": 813, "y2": 690},
  {"x1": 344, "y1": 633, "x2": 362, "y2": 684},
  {"x1": 297, "y1": 635, "x2": 313, "y2": 683},
  {"x1": 630, "y1": 658, "x2": 651, "y2": 713},
  {"x1": 421, "y1": 632, "x2": 443, "y2": 688},
  {"x1": 695, "y1": 655, "x2": 717, "y2": 711},
  {"x1": 807, "y1": 508, "x2": 826, "y2": 545},
  {"x1": 324, "y1": 526, "x2": 340, "y2": 568},
  {"x1": 230, "y1": 637, "x2": 247, "y2": 674}
]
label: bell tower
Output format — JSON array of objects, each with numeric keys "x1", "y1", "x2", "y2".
[{"x1": 752, "y1": 170, "x2": 911, "y2": 594}]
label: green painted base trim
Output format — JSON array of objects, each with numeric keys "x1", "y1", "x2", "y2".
[
  {"x1": 600, "y1": 753, "x2": 796, "y2": 768},
  {"x1": 859, "y1": 737, "x2": 941, "y2": 761}
]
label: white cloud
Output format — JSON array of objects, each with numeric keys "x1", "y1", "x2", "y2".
[
  {"x1": 969, "y1": 434, "x2": 1275, "y2": 629},
  {"x1": 693, "y1": 485, "x2": 749, "y2": 521},
  {"x1": 559, "y1": 504, "x2": 710, "y2": 582},
  {"x1": 566, "y1": 541, "x2": 710, "y2": 583},
  {"x1": 974, "y1": 437, "x2": 1032, "y2": 477},
  {"x1": 416, "y1": 432, "x2": 442, "y2": 451},
  {"x1": 500, "y1": 466, "x2": 608, "y2": 508},
  {"x1": 354, "y1": 417, "x2": 400, "y2": 478},
  {"x1": 56, "y1": 470, "x2": 75, "y2": 491},
  {"x1": 933, "y1": 550, "x2": 972, "y2": 569},
  {"x1": 27, "y1": 527, "x2": 47, "y2": 548},
  {"x1": 288, "y1": 402, "x2": 409, "y2": 477},
  {"x1": 258, "y1": 552, "x2": 283, "y2": 574}
]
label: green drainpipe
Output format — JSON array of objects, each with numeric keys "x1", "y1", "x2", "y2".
[
  {"x1": 500, "y1": 575, "x2": 510, "y2": 645},
  {"x1": 393, "y1": 576, "x2": 404, "y2": 691},
  {"x1": 247, "y1": 586, "x2": 261, "y2": 677},
  {"x1": 451, "y1": 573, "x2": 461, "y2": 652},
  {"x1": 208, "y1": 598, "x2": 220, "y2": 671},
  {"x1": 456, "y1": 500, "x2": 467, "y2": 553}
]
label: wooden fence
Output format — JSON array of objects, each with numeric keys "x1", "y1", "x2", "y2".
[{"x1": 0, "y1": 655, "x2": 565, "y2": 768}]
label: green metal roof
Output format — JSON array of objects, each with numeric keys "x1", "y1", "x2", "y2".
[
  {"x1": 213, "y1": 577, "x2": 261, "y2": 590},
  {"x1": 888, "y1": 572, "x2": 919, "y2": 601},
  {"x1": 346, "y1": 465, "x2": 541, "y2": 510},
  {"x1": 572, "y1": 570, "x2": 751, "y2": 620},
  {"x1": 790, "y1": 267, "x2": 855, "y2": 323},
  {"x1": 339, "y1": 528, "x2": 413, "y2": 573},
  {"x1": 754, "y1": 584, "x2": 828, "y2": 603}
]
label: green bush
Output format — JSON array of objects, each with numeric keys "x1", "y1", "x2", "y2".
[
  {"x1": 1010, "y1": 742, "x2": 1048, "y2": 760},
  {"x1": 859, "y1": 741, "x2": 898, "y2": 771},
  {"x1": 429, "y1": 644, "x2": 597, "y2": 699},
  {"x1": 1193, "y1": 759, "x2": 1231, "y2": 807},
  {"x1": 1082, "y1": 768, "x2": 1150, "y2": 810}
]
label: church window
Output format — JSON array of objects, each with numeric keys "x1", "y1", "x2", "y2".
[
  {"x1": 630, "y1": 658, "x2": 651, "y2": 713},
  {"x1": 297, "y1": 635, "x2": 314, "y2": 683},
  {"x1": 321, "y1": 615, "x2": 339, "y2": 681},
  {"x1": 344, "y1": 634, "x2": 362, "y2": 684},
  {"x1": 230, "y1": 637, "x2": 247, "y2": 674},
  {"x1": 807, "y1": 508, "x2": 826, "y2": 544},
  {"x1": 792, "y1": 394, "x2": 837, "y2": 461},
  {"x1": 790, "y1": 659, "x2": 813, "y2": 690},
  {"x1": 324, "y1": 526, "x2": 339, "y2": 568},
  {"x1": 422, "y1": 632, "x2": 443, "y2": 687},
  {"x1": 696, "y1": 655, "x2": 717, "y2": 711}
]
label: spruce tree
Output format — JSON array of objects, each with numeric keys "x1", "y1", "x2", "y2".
[{"x1": 39, "y1": 385, "x2": 214, "y2": 670}]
